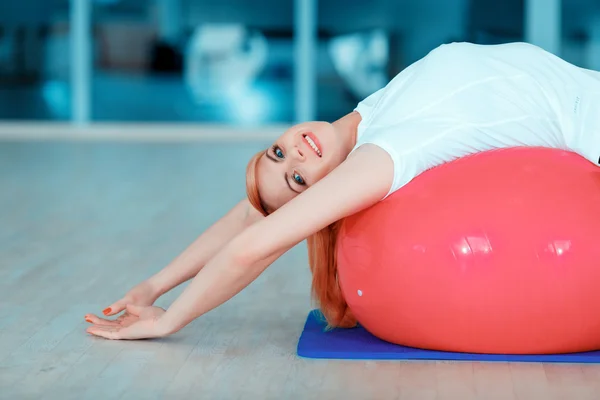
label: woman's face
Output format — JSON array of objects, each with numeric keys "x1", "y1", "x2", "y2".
[{"x1": 256, "y1": 121, "x2": 348, "y2": 212}]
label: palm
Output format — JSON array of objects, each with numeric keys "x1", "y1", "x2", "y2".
[{"x1": 86, "y1": 305, "x2": 167, "y2": 340}]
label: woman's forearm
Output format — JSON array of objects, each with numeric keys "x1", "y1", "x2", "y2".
[
  {"x1": 147, "y1": 199, "x2": 259, "y2": 297},
  {"x1": 156, "y1": 236, "x2": 285, "y2": 335}
]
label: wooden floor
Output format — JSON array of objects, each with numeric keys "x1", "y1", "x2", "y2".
[{"x1": 2, "y1": 140, "x2": 600, "y2": 400}]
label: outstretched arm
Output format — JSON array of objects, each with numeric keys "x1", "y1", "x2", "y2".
[
  {"x1": 87, "y1": 145, "x2": 393, "y2": 339},
  {"x1": 157, "y1": 144, "x2": 393, "y2": 335},
  {"x1": 92, "y1": 198, "x2": 263, "y2": 320},
  {"x1": 146, "y1": 199, "x2": 263, "y2": 297}
]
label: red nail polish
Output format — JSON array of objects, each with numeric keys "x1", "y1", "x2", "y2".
[{"x1": 103, "y1": 308, "x2": 111, "y2": 315}]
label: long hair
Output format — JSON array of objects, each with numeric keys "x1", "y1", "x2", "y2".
[{"x1": 246, "y1": 151, "x2": 357, "y2": 328}]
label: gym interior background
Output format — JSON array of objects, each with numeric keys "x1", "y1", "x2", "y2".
[
  {"x1": 0, "y1": 0, "x2": 589, "y2": 126},
  {"x1": 3, "y1": 1, "x2": 600, "y2": 399}
]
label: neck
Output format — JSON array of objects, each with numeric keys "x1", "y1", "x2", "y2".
[{"x1": 332, "y1": 111, "x2": 362, "y2": 157}]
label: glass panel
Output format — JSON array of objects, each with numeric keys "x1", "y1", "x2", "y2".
[
  {"x1": 316, "y1": 1, "x2": 392, "y2": 121},
  {"x1": 315, "y1": 0, "x2": 552, "y2": 120},
  {"x1": 0, "y1": 0, "x2": 71, "y2": 120},
  {"x1": 92, "y1": 0, "x2": 294, "y2": 124}
]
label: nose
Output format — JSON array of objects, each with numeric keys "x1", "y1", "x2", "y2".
[{"x1": 293, "y1": 145, "x2": 306, "y2": 161}]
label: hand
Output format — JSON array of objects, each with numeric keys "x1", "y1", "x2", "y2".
[
  {"x1": 84, "y1": 280, "x2": 160, "y2": 326},
  {"x1": 104, "y1": 280, "x2": 160, "y2": 316},
  {"x1": 86, "y1": 304, "x2": 170, "y2": 340}
]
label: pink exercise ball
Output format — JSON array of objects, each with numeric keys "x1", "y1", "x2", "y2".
[{"x1": 336, "y1": 147, "x2": 600, "y2": 354}]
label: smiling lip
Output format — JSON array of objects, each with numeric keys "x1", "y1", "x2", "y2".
[{"x1": 302, "y1": 132, "x2": 322, "y2": 157}]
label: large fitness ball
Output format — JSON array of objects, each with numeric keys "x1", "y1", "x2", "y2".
[{"x1": 336, "y1": 147, "x2": 600, "y2": 354}]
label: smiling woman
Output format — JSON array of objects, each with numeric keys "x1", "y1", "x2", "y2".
[{"x1": 84, "y1": 42, "x2": 600, "y2": 340}]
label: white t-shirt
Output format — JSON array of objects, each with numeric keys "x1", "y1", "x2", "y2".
[{"x1": 352, "y1": 42, "x2": 600, "y2": 198}]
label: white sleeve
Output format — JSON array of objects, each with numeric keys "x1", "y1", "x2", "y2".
[{"x1": 355, "y1": 134, "x2": 418, "y2": 200}]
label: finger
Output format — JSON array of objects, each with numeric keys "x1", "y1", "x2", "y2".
[
  {"x1": 84, "y1": 314, "x2": 120, "y2": 326},
  {"x1": 103, "y1": 300, "x2": 127, "y2": 316},
  {"x1": 86, "y1": 325, "x2": 119, "y2": 340},
  {"x1": 87, "y1": 324, "x2": 143, "y2": 340},
  {"x1": 87, "y1": 324, "x2": 120, "y2": 332}
]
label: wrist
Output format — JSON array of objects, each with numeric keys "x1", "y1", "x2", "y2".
[
  {"x1": 155, "y1": 314, "x2": 179, "y2": 336},
  {"x1": 146, "y1": 276, "x2": 168, "y2": 299}
]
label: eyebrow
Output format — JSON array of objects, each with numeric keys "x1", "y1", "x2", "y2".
[{"x1": 265, "y1": 150, "x2": 301, "y2": 194}]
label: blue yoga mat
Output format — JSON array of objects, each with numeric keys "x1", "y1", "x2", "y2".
[{"x1": 297, "y1": 310, "x2": 600, "y2": 363}]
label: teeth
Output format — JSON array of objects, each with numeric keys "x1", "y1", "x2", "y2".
[{"x1": 303, "y1": 135, "x2": 322, "y2": 157}]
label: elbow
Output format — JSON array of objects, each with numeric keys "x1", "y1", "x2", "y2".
[
  {"x1": 228, "y1": 237, "x2": 258, "y2": 269},
  {"x1": 230, "y1": 247, "x2": 255, "y2": 270},
  {"x1": 228, "y1": 233, "x2": 264, "y2": 270}
]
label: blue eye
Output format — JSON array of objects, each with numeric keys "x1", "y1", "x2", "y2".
[
  {"x1": 273, "y1": 146, "x2": 284, "y2": 158},
  {"x1": 293, "y1": 172, "x2": 305, "y2": 185}
]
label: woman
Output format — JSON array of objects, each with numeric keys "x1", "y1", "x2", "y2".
[{"x1": 84, "y1": 42, "x2": 600, "y2": 339}]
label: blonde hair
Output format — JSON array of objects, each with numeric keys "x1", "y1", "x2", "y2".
[{"x1": 246, "y1": 151, "x2": 357, "y2": 328}]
